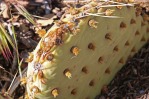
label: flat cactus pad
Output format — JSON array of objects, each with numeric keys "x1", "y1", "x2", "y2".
[{"x1": 26, "y1": 1, "x2": 149, "y2": 99}]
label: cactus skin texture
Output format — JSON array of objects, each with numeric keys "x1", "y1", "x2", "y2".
[{"x1": 26, "y1": 1, "x2": 149, "y2": 99}]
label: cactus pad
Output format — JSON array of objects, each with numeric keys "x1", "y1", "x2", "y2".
[{"x1": 26, "y1": 1, "x2": 149, "y2": 99}]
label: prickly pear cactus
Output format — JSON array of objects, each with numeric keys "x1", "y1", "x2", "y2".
[{"x1": 26, "y1": 1, "x2": 149, "y2": 99}]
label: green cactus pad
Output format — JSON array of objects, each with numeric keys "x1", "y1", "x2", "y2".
[{"x1": 26, "y1": 1, "x2": 149, "y2": 99}]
